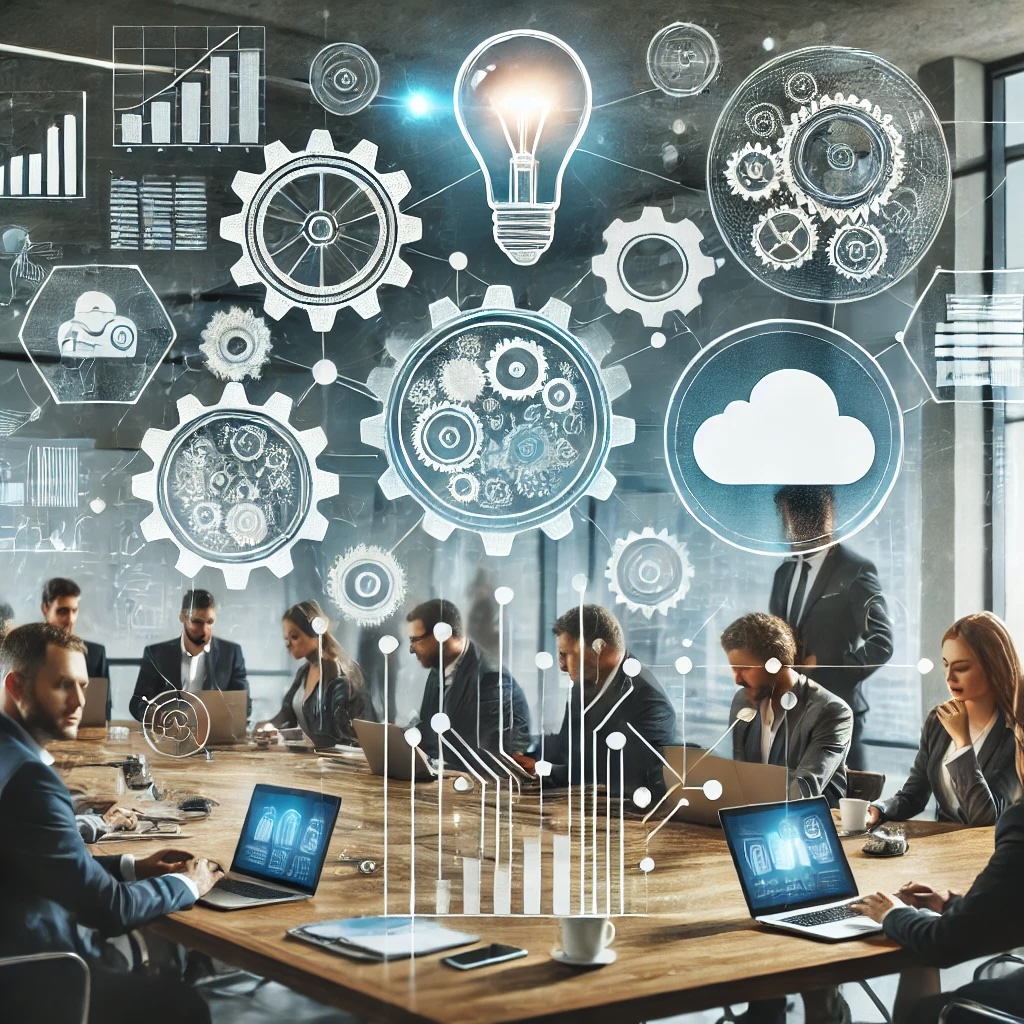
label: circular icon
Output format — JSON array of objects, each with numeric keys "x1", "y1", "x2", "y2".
[
  {"x1": 664, "y1": 320, "x2": 903, "y2": 555},
  {"x1": 606, "y1": 528, "x2": 694, "y2": 619},
  {"x1": 828, "y1": 224, "x2": 888, "y2": 281},
  {"x1": 647, "y1": 23, "x2": 720, "y2": 97},
  {"x1": 327, "y1": 544, "x2": 406, "y2": 627},
  {"x1": 412, "y1": 402, "x2": 483, "y2": 473},
  {"x1": 726, "y1": 143, "x2": 781, "y2": 201},
  {"x1": 752, "y1": 207, "x2": 818, "y2": 270},
  {"x1": 309, "y1": 42, "x2": 381, "y2": 116}
]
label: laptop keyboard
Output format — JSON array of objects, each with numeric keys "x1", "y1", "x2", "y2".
[
  {"x1": 781, "y1": 901, "x2": 862, "y2": 927},
  {"x1": 215, "y1": 878, "x2": 290, "y2": 900}
]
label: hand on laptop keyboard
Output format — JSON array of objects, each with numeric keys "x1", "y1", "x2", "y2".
[{"x1": 782, "y1": 901, "x2": 863, "y2": 927}]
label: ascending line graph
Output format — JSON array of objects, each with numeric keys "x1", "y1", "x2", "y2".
[{"x1": 112, "y1": 25, "x2": 265, "y2": 148}]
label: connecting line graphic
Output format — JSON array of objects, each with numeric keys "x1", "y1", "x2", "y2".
[{"x1": 577, "y1": 148, "x2": 706, "y2": 193}]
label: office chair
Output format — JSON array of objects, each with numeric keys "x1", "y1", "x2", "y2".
[
  {"x1": 846, "y1": 769, "x2": 886, "y2": 803},
  {"x1": 973, "y1": 954, "x2": 1024, "y2": 981},
  {"x1": 938, "y1": 999, "x2": 1024, "y2": 1024},
  {"x1": 0, "y1": 951, "x2": 90, "y2": 1024}
]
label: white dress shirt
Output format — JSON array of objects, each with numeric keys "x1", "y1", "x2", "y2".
[{"x1": 180, "y1": 634, "x2": 208, "y2": 692}]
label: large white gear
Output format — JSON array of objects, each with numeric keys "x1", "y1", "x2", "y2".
[
  {"x1": 827, "y1": 223, "x2": 889, "y2": 280},
  {"x1": 411, "y1": 401, "x2": 483, "y2": 473},
  {"x1": 606, "y1": 528, "x2": 694, "y2": 619},
  {"x1": 484, "y1": 337, "x2": 549, "y2": 400},
  {"x1": 132, "y1": 382, "x2": 339, "y2": 589},
  {"x1": 591, "y1": 207, "x2": 718, "y2": 328},
  {"x1": 752, "y1": 206, "x2": 819, "y2": 270},
  {"x1": 220, "y1": 130, "x2": 421, "y2": 332},
  {"x1": 725, "y1": 143, "x2": 782, "y2": 202},
  {"x1": 200, "y1": 307, "x2": 273, "y2": 382},
  {"x1": 779, "y1": 92, "x2": 906, "y2": 224},
  {"x1": 360, "y1": 285, "x2": 635, "y2": 556},
  {"x1": 327, "y1": 543, "x2": 406, "y2": 628}
]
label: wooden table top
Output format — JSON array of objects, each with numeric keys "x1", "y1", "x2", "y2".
[{"x1": 56, "y1": 732, "x2": 994, "y2": 1024}]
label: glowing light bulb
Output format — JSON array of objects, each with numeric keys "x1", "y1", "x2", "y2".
[{"x1": 454, "y1": 30, "x2": 592, "y2": 266}]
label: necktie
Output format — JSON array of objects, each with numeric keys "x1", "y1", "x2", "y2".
[{"x1": 789, "y1": 557, "x2": 811, "y2": 625}]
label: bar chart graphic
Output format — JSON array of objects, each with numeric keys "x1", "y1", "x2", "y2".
[
  {"x1": 112, "y1": 25, "x2": 265, "y2": 148},
  {"x1": 0, "y1": 92, "x2": 86, "y2": 199}
]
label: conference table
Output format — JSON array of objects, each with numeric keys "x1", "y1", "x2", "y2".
[{"x1": 57, "y1": 731, "x2": 995, "y2": 1024}]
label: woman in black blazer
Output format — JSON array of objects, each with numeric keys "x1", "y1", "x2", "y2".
[
  {"x1": 261, "y1": 600, "x2": 375, "y2": 748},
  {"x1": 868, "y1": 611, "x2": 1022, "y2": 828}
]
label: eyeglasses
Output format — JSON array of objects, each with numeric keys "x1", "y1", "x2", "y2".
[{"x1": 408, "y1": 632, "x2": 431, "y2": 646}]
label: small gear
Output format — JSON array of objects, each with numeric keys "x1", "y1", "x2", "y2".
[
  {"x1": 827, "y1": 223, "x2": 889, "y2": 281},
  {"x1": 745, "y1": 102, "x2": 784, "y2": 138},
  {"x1": 412, "y1": 402, "x2": 483, "y2": 473},
  {"x1": 785, "y1": 71, "x2": 819, "y2": 103},
  {"x1": 542, "y1": 377, "x2": 577, "y2": 413},
  {"x1": 448, "y1": 472, "x2": 480, "y2": 503},
  {"x1": 327, "y1": 543, "x2": 406, "y2": 628},
  {"x1": 485, "y1": 337, "x2": 548, "y2": 400},
  {"x1": 440, "y1": 358, "x2": 486, "y2": 403},
  {"x1": 229, "y1": 424, "x2": 267, "y2": 462},
  {"x1": 407, "y1": 377, "x2": 437, "y2": 410},
  {"x1": 779, "y1": 92, "x2": 906, "y2": 224},
  {"x1": 725, "y1": 143, "x2": 782, "y2": 201},
  {"x1": 188, "y1": 502, "x2": 222, "y2": 534},
  {"x1": 606, "y1": 527, "x2": 695, "y2": 619},
  {"x1": 752, "y1": 206, "x2": 818, "y2": 270},
  {"x1": 224, "y1": 502, "x2": 269, "y2": 548},
  {"x1": 200, "y1": 307, "x2": 273, "y2": 382},
  {"x1": 592, "y1": 207, "x2": 719, "y2": 328}
]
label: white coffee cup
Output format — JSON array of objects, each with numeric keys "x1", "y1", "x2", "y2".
[
  {"x1": 839, "y1": 797, "x2": 870, "y2": 832},
  {"x1": 560, "y1": 915, "x2": 615, "y2": 961}
]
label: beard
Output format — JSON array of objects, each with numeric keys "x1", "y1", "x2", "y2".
[{"x1": 22, "y1": 701, "x2": 78, "y2": 741}]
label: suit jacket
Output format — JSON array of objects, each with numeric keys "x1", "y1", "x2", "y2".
[
  {"x1": 416, "y1": 639, "x2": 531, "y2": 767},
  {"x1": 770, "y1": 544, "x2": 894, "y2": 712},
  {"x1": 129, "y1": 635, "x2": 249, "y2": 722},
  {"x1": 883, "y1": 801, "x2": 1024, "y2": 975},
  {"x1": 876, "y1": 709, "x2": 1021, "y2": 826},
  {"x1": 83, "y1": 639, "x2": 111, "y2": 719},
  {"x1": 547, "y1": 656, "x2": 676, "y2": 801},
  {"x1": 270, "y1": 654, "x2": 378, "y2": 747},
  {"x1": 730, "y1": 675, "x2": 852, "y2": 806},
  {"x1": 0, "y1": 712, "x2": 196, "y2": 958}
]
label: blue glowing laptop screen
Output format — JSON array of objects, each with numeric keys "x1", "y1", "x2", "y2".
[
  {"x1": 231, "y1": 784, "x2": 341, "y2": 894},
  {"x1": 719, "y1": 798, "x2": 858, "y2": 915}
]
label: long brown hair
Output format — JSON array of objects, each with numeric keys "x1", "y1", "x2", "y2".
[
  {"x1": 283, "y1": 601, "x2": 359, "y2": 689},
  {"x1": 943, "y1": 612, "x2": 1024, "y2": 776}
]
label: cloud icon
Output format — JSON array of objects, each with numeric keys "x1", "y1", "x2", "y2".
[{"x1": 692, "y1": 369, "x2": 875, "y2": 485}]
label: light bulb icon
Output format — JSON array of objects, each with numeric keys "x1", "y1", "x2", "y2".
[{"x1": 454, "y1": 30, "x2": 592, "y2": 266}]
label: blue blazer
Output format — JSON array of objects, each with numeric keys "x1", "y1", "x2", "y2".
[{"x1": 0, "y1": 712, "x2": 196, "y2": 958}]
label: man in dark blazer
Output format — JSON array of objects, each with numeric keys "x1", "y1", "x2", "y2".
[
  {"x1": 547, "y1": 604, "x2": 676, "y2": 803},
  {"x1": 769, "y1": 486, "x2": 893, "y2": 769},
  {"x1": 0, "y1": 622, "x2": 222, "y2": 1023},
  {"x1": 41, "y1": 576, "x2": 112, "y2": 719},
  {"x1": 130, "y1": 588, "x2": 249, "y2": 722},
  {"x1": 407, "y1": 598, "x2": 530, "y2": 769}
]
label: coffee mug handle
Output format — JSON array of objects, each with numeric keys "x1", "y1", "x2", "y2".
[{"x1": 602, "y1": 920, "x2": 616, "y2": 947}]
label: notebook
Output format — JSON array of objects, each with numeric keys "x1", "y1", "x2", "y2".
[
  {"x1": 353, "y1": 719, "x2": 434, "y2": 781},
  {"x1": 199, "y1": 690, "x2": 249, "y2": 745},
  {"x1": 199, "y1": 784, "x2": 341, "y2": 911},
  {"x1": 662, "y1": 750, "x2": 788, "y2": 826},
  {"x1": 719, "y1": 797, "x2": 882, "y2": 941},
  {"x1": 80, "y1": 678, "x2": 109, "y2": 727},
  {"x1": 288, "y1": 916, "x2": 478, "y2": 961}
]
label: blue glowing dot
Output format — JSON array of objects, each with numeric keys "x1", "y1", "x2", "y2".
[{"x1": 408, "y1": 93, "x2": 430, "y2": 116}]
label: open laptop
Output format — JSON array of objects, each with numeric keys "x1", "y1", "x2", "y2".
[
  {"x1": 662, "y1": 750, "x2": 788, "y2": 826},
  {"x1": 719, "y1": 797, "x2": 882, "y2": 941},
  {"x1": 200, "y1": 783, "x2": 341, "y2": 910},
  {"x1": 199, "y1": 690, "x2": 248, "y2": 745},
  {"x1": 353, "y1": 719, "x2": 434, "y2": 781},
  {"x1": 81, "y1": 678, "x2": 109, "y2": 727}
]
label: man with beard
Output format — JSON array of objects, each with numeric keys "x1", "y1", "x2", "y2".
[{"x1": 130, "y1": 589, "x2": 249, "y2": 722}]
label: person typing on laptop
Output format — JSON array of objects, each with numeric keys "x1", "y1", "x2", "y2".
[{"x1": 0, "y1": 623, "x2": 223, "y2": 1024}]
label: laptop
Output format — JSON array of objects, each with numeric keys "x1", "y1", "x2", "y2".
[
  {"x1": 353, "y1": 719, "x2": 434, "y2": 781},
  {"x1": 80, "y1": 678, "x2": 109, "y2": 727},
  {"x1": 199, "y1": 690, "x2": 249, "y2": 745},
  {"x1": 719, "y1": 797, "x2": 883, "y2": 941},
  {"x1": 199, "y1": 783, "x2": 341, "y2": 910},
  {"x1": 662, "y1": 750, "x2": 788, "y2": 826}
]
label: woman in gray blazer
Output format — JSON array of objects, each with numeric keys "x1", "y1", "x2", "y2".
[{"x1": 868, "y1": 611, "x2": 1022, "y2": 828}]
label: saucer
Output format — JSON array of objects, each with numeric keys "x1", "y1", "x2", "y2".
[{"x1": 550, "y1": 947, "x2": 617, "y2": 967}]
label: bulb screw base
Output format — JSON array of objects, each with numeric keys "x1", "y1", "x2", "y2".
[{"x1": 492, "y1": 204, "x2": 556, "y2": 265}]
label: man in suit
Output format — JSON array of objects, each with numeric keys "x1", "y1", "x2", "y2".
[
  {"x1": 406, "y1": 598, "x2": 530, "y2": 770},
  {"x1": 546, "y1": 604, "x2": 676, "y2": 803},
  {"x1": 769, "y1": 485, "x2": 893, "y2": 770},
  {"x1": 0, "y1": 622, "x2": 223, "y2": 1023},
  {"x1": 130, "y1": 588, "x2": 249, "y2": 722},
  {"x1": 41, "y1": 577, "x2": 111, "y2": 719}
]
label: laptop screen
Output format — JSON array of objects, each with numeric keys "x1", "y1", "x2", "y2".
[
  {"x1": 231, "y1": 784, "x2": 341, "y2": 895},
  {"x1": 719, "y1": 797, "x2": 858, "y2": 915}
]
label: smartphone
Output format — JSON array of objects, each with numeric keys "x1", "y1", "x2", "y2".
[{"x1": 442, "y1": 943, "x2": 528, "y2": 970}]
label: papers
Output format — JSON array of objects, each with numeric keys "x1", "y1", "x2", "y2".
[{"x1": 287, "y1": 916, "x2": 478, "y2": 961}]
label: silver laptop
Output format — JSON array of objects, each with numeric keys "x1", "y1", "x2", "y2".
[
  {"x1": 199, "y1": 690, "x2": 248, "y2": 745},
  {"x1": 353, "y1": 719, "x2": 434, "y2": 781},
  {"x1": 719, "y1": 797, "x2": 882, "y2": 941},
  {"x1": 199, "y1": 783, "x2": 341, "y2": 911},
  {"x1": 81, "y1": 678, "x2": 109, "y2": 727},
  {"x1": 662, "y1": 750, "x2": 788, "y2": 826}
]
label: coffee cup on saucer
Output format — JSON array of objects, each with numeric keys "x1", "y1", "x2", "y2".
[{"x1": 552, "y1": 915, "x2": 616, "y2": 966}]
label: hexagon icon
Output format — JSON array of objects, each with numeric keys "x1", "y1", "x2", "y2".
[{"x1": 19, "y1": 264, "x2": 176, "y2": 404}]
